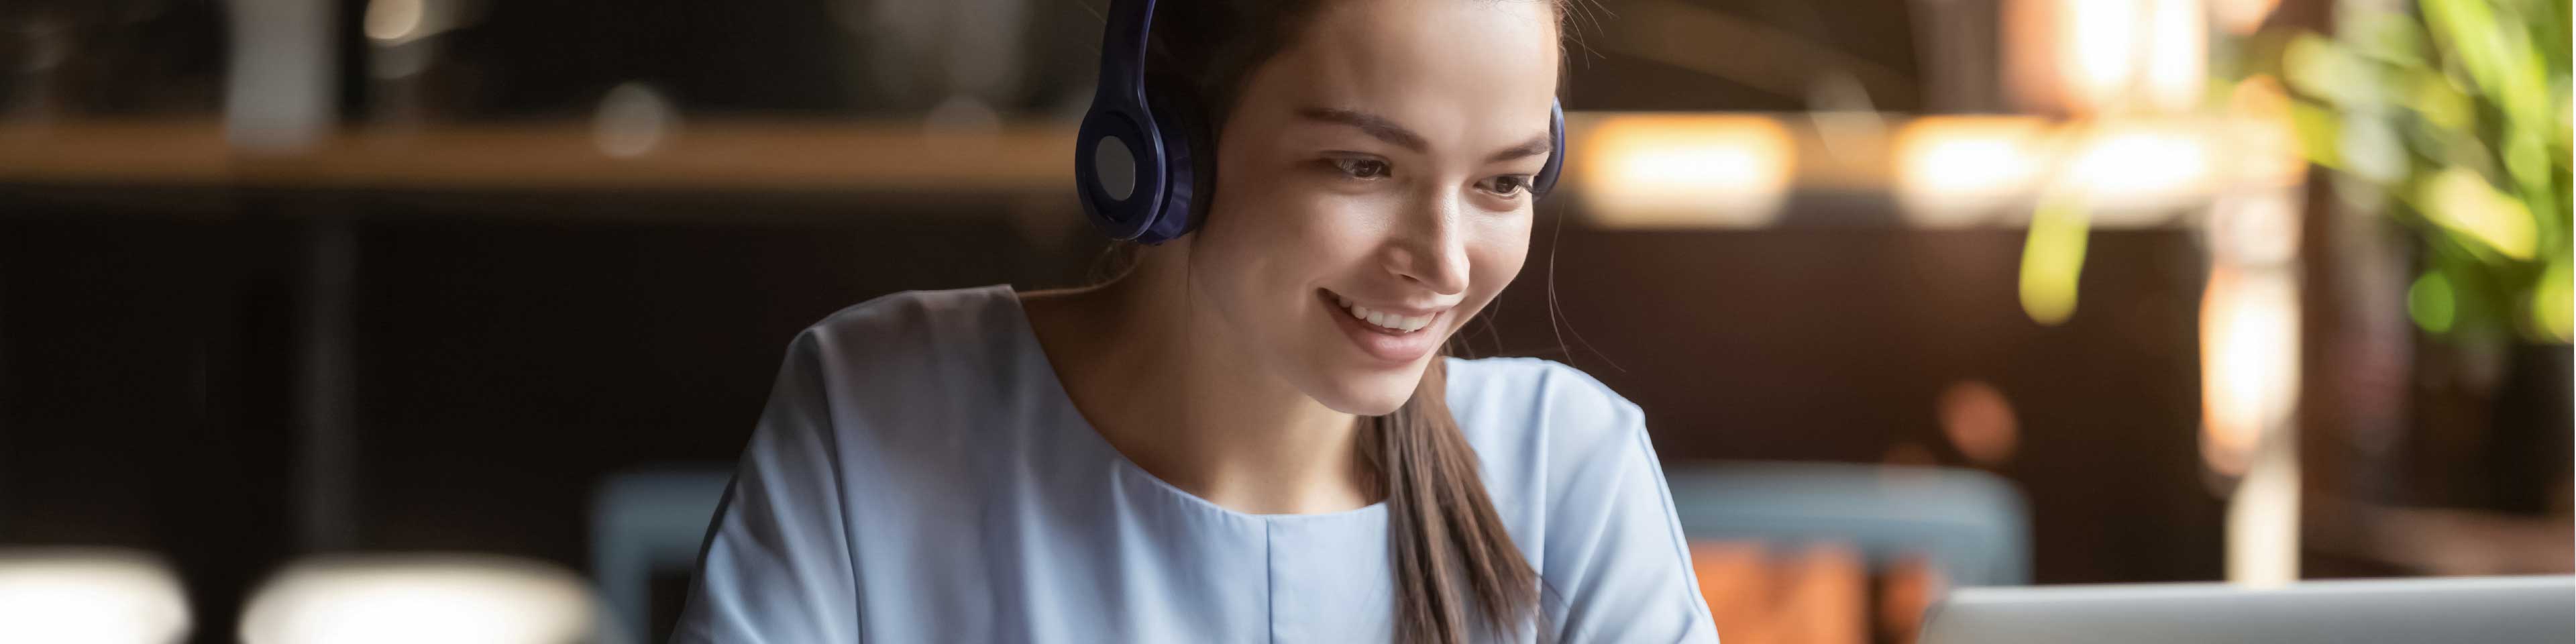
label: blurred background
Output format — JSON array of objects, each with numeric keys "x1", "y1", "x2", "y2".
[{"x1": 0, "y1": 0, "x2": 2567, "y2": 642}]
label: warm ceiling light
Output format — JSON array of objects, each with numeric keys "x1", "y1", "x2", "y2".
[
  {"x1": 2064, "y1": 121, "x2": 2215, "y2": 225},
  {"x1": 1570, "y1": 113, "x2": 1795, "y2": 229},
  {"x1": 2008, "y1": 0, "x2": 2208, "y2": 115},
  {"x1": 0, "y1": 547, "x2": 192, "y2": 644},
  {"x1": 2200, "y1": 267, "x2": 2302, "y2": 477},
  {"x1": 1893, "y1": 116, "x2": 2051, "y2": 227},
  {"x1": 239, "y1": 553, "x2": 594, "y2": 644}
]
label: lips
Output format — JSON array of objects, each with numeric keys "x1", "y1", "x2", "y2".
[{"x1": 1318, "y1": 288, "x2": 1447, "y2": 364}]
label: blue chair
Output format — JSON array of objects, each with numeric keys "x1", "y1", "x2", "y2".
[
  {"x1": 590, "y1": 465, "x2": 734, "y2": 644},
  {"x1": 1661, "y1": 461, "x2": 2031, "y2": 587}
]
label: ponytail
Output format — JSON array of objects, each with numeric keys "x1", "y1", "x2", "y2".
[{"x1": 1366, "y1": 355, "x2": 1540, "y2": 643}]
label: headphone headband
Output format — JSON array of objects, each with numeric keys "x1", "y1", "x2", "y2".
[{"x1": 1093, "y1": 0, "x2": 1152, "y2": 107}]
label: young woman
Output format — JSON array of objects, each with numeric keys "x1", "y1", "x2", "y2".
[{"x1": 676, "y1": 1, "x2": 1717, "y2": 642}]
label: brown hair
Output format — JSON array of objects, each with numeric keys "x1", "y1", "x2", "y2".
[{"x1": 1138, "y1": 1, "x2": 1566, "y2": 641}]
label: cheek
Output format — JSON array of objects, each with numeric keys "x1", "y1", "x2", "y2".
[
  {"x1": 1193, "y1": 175, "x2": 1370, "y2": 321},
  {"x1": 1466, "y1": 218, "x2": 1534, "y2": 303},
  {"x1": 1208, "y1": 191, "x2": 1386, "y2": 280},
  {"x1": 1205, "y1": 154, "x2": 1316, "y2": 240}
]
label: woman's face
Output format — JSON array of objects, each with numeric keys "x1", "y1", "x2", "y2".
[{"x1": 1185, "y1": 0, "x2": 1561, "y2": 415}]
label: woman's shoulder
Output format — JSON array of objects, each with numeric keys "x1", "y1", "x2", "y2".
[
  {"x1": 765, "y1": 284, "x2": 1059, "y2": 470},
  {"x1": 1443, "y1": 356, "x2": 1645, "y2": 435},
  {"x1": 1442, "y1": 356, "x2": 1651, "y2": 481},
  {"x1": 1446, "y1": 358, "x2": 1713, "y2": 640},
  {"x1": 803, "y1": 284, "x2": 1017, "y2": 342},
  {"x1": 787, "y1": 285, "x2": 1018, "y2": 364},
  {"x1": 773, "y1": 285, "x2": 1030, "y2": 415}
]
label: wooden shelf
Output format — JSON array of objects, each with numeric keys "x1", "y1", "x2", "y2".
[
  {"x1": 0, "y1": 114, "x2": 2276, "y2": 230},
  {"x1": 0, "y1": 120, "x2": 1075, "y2": 193}
]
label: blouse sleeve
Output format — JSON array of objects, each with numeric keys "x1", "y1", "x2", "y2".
[
  {"x1": 1542, "y1": 382, "x2": 1721, "y2": 643},
  {"x1": 672, "y1": 329, "x2": 864, "y2": 643}
]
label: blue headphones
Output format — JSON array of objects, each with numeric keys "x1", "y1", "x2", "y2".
[{"x1": 1075, "y1": 0, "x2": 1566, "y2": 245}]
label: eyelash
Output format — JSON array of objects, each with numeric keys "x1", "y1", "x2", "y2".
[
  {"x1": 1326, "y1": 156, "x2": 1535, "y2": 199},
  {"x1": 1329, "y1": 156, "x2": 1391, "y2": 180}
]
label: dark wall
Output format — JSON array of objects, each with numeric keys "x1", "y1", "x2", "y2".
[
  {"x1": 0, "y1": 186, "x2": 294, "y2": 644},
  {"x1": 1497, "y1": 223, "x2": 2219, "y2": 583}
]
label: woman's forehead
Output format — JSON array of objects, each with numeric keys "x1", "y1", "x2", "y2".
[{"x1": 1243, "y1": 0, "x2": 1560, "y2": 150}]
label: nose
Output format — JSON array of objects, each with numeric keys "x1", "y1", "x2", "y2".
[{"x1": 1382, "y1": 191, "x2": 1470, "y2": 297}]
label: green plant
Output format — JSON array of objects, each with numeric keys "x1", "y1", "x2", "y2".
[{"x1": 2255, "y1": 0, "x2": 2571, "y2": 343}]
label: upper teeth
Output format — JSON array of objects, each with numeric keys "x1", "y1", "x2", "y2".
[{"x1": 1336, "y1": 294, "x2": 1433, "y2": 332}]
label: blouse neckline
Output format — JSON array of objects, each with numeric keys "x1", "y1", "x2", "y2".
[{"x1": 990, "y1": 284, "x2": 1392, "y2": 524}]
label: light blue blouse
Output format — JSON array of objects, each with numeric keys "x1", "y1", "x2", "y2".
[{"x1": 674, "y1": 286, "x2": 1718, "y2": 643}]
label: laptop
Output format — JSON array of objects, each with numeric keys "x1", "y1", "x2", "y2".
[{"x1": 1917, "y1": 575, "x2": 2574, "y2": 644}]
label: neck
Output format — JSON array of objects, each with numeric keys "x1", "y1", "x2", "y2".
[{"x1": 1022, "y1": 248, "x2": 1377, "y2": 515}]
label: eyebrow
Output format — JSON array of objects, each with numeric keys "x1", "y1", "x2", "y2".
[
  {"x1": 1485, "y1": 132, "x2": 1554, "y2": 164},
  {"x1": 1298, "y1": 107, "x2": 1428, "y2": 152},
  {"x1": 1297, "y1": 107, "x2": 1554, "y2": 163}
]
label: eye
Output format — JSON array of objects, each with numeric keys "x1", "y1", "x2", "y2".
[
  {"x1": 1329, "y1": 156, "x2": 1391, "y2": 180},
  {"x1": 1479, "y1": 174, "x2": 1536, "y2": 197}
]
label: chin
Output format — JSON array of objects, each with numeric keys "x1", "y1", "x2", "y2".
[{"x1": 1305, "y1": 358, "x2": 1434, "y2": 417}]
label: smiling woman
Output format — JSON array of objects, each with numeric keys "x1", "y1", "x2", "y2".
[{"x1": 672, "y1": 1, "x2": 1718, "y2": 643}]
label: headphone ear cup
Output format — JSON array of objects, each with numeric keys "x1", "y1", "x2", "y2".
[{"x1": 1136, "y1": 82, "x2": 1215, "y2": 245}]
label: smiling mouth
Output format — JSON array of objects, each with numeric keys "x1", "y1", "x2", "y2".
[
  {"x1": 1318, "y1": 288, "x2": 1450, "y2": 364},
  {"x1": 1318, "y1": 288, "x2": 1436, "y2": 333}
]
